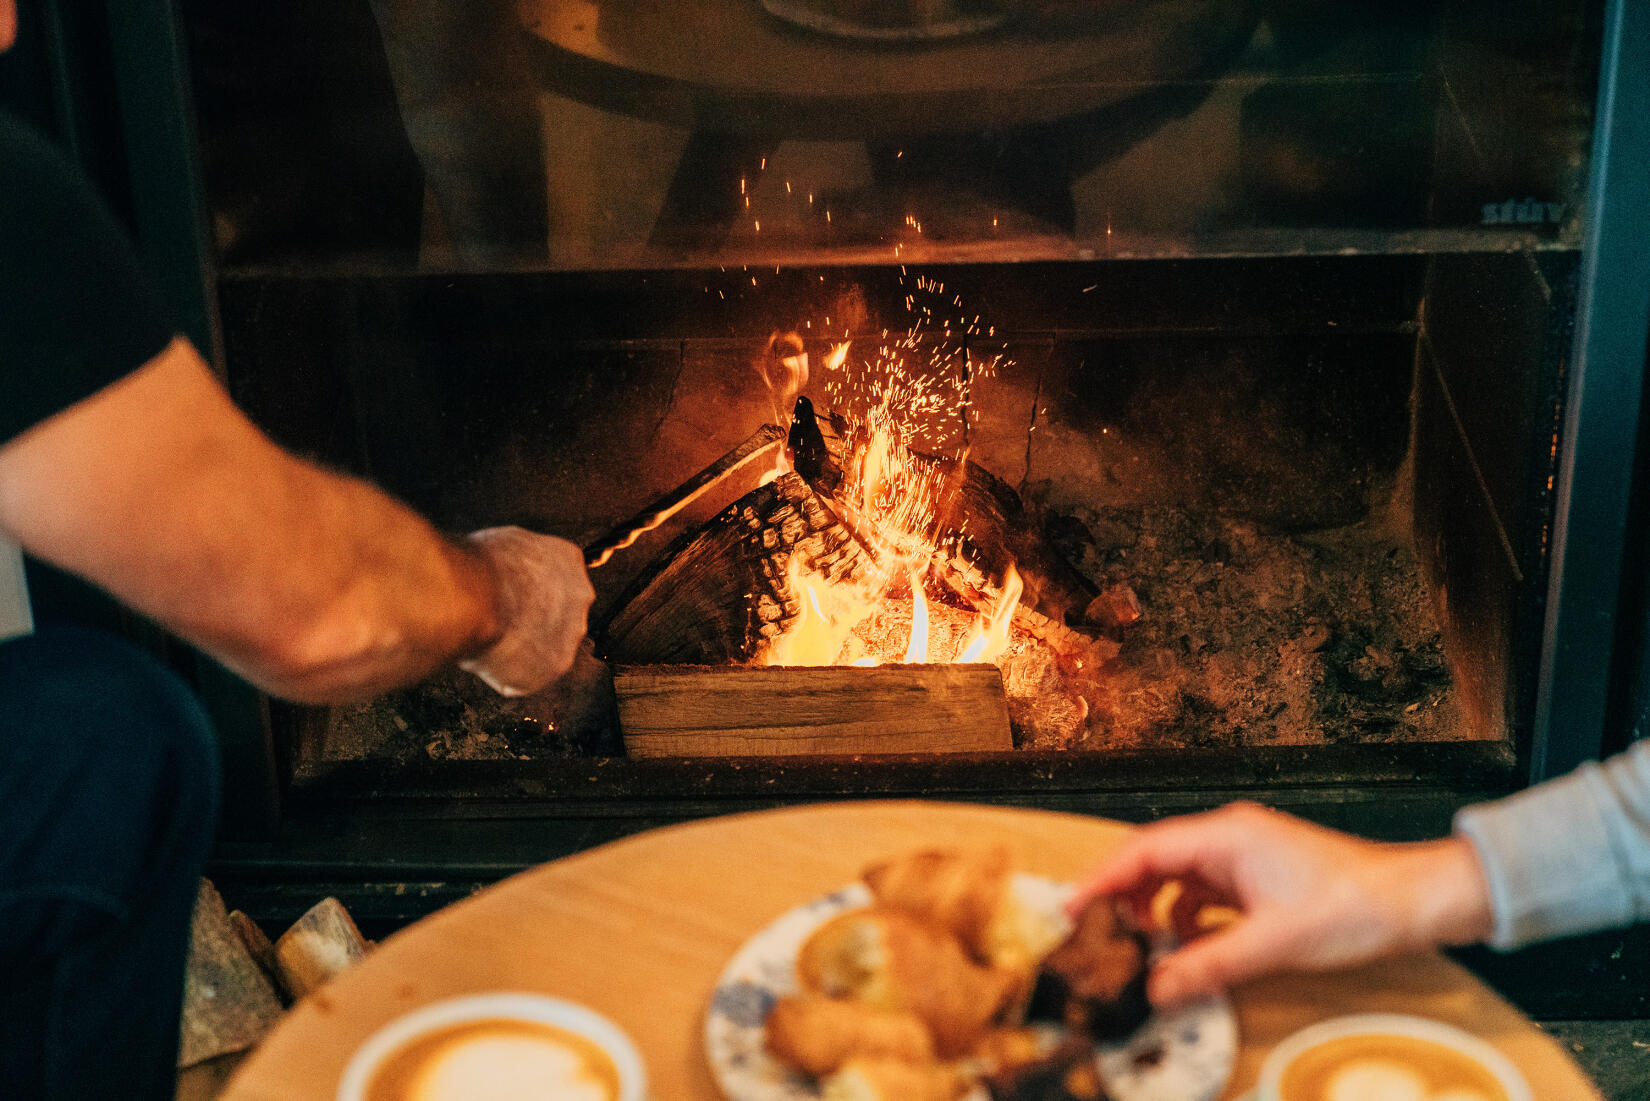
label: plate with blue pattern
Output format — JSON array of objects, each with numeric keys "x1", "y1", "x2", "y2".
[{"x1": 704, "y1": 878, "x2": 1237, "y2": 1101}]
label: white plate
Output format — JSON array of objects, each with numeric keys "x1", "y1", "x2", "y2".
[
  {"x1": 704, "y1": 878, "x2": 1236, "y2": 1101},
  {"x1": 756, "y1": 0, "x2": 1010, "y2": 41}
]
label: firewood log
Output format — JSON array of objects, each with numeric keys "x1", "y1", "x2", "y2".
[
  {"x1": 615, "y1": 663, "x2": 1012, "y2": 757},
  {"x1": 600, "y1": 472, "x2": 867, "y2": 664},
  {"x1": 179, "y1": 880, "x2": 283, "y2": 1068},
  {"x1": 274, "y1": 897, "x2": 369, "y2": 1001},
  {"x1": 229, "y1": 909, "x2": 288, "y2": 1004},
  {"x1": 935, "y1": 459, "x2": 1097, "y2": 625}
]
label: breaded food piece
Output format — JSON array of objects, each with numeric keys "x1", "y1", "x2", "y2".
[
  {"x1": 798, "y1": 908, "x2": 1021, "y2": 1056},
  {"x1": 821, "y1": 1056, "x2": 968, "y2": 1101},
  {"x1": 1024, "y1": 897, "x2": 1150, "y2": 1042},
  {"x1": 981, "y1": 877, "x2": 1072, "y2": 975},
  {"x1": 862, "y1": 848, "x2": 1011, "y2": 957},
  {"x1": 764, "y1": 995, "x2": 935, "y2": 1078},
  {"x1": 863, "y1": 848, "x2": 1068, "y2": 975}
]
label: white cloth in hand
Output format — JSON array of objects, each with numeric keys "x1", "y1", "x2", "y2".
[{"x1": 458, "y1": 526, "x2": 594, "y2": 697}]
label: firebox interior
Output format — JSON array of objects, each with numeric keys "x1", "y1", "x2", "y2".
[
  {"x1": 219, "y1": 255, "x2": 1540, "y2": 768},
  {"x1": 168, "y1": 0, "x2": 1597, "y2": 795}
]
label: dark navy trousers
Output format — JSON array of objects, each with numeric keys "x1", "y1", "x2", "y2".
[{"x1": 1, "y1": 625, "x2": 219, "y2": 1100}]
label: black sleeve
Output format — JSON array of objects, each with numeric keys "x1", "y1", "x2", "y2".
[{"x1": 0, "y1": 110, "x2": 178, "y2": 446}]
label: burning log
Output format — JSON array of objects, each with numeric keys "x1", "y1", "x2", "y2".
[
  {"x1": 596, "y1": 373, "x2": 1112, "y2": 751},
  {"x1": 583, "y1": 423, "x2": 785, "y2": 569},
  {"x1": 614, "y1": 663, "x2": 1012, "y2": 757},
  {"x1": 934, "y1": 459, "x2": 1096, "y2": 626},
  {"x1": 600, "y1": 471, "x2": 868, "y2": 664}
]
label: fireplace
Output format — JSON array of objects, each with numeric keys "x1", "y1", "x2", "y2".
[
  {"x1": 20, "y1": 0, "x2": 1649, "y2": 1000},
  {"x1": 269, "y1": 258, "x2": 1457, "y2": 765},
  {"x1": 182, "y1": 0, "x2": 1641, "y2": 806}
]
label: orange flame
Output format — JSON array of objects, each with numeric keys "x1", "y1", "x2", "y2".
[
  {"x1": 754, "y1": 294, "x2": 1024, "y2": 669},
  {"x1": 903, "y1": 572, "x2": 930, "y2": 664},
  {"x1": 956, "y1": 564, "x2": 1023, "y2": 664},
  {"x1": 763, "y1": 557, "x2": 871, "y2": 667}
]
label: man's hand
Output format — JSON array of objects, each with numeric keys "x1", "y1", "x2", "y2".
[
  {"x1": 458, "y1": 526, "x2": 595, "y2": 697},
  {"x1": 1068, "y1": 802, "x2": 1494, "y2": 1007}
]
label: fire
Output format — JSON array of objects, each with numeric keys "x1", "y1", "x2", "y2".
[
  {"x1": 762, "y1": 563, "x2": 856, "y2": 668},
  {"x1": 957, "y1": 564, "x2": 1023, "y2": 664},
  {"x1": 762, "y1": 553, "x2": 1021, "y2": 668},
  {"x1": 754, "y1": 286, "x2": 1022, "y2": 668},
  {"x1": 903, "y1": 572, "x2": 930, "y2": 665}
]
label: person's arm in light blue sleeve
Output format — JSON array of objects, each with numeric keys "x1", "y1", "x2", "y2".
[{"x1": 1454, "y1": 739, "x2": 1650, "y2": 950}]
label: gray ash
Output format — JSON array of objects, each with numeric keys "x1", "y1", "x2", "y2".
[{"x1": 321, "y1": 504, "x2": 1456, "y2": 761}]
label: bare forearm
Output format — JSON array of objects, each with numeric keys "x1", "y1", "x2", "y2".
[
  {"x1": 164, "y1": 458, "x2": 505, "y2": 701},
  {"x1": 0, "y1": 338, "x2": 503, "y2": 701},
  {"x1": 1375, "y1": 835, "x2": 1495, "y2": 952}
]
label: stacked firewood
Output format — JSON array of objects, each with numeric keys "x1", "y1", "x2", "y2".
[{"x1": 178, "y1": 881, "x2": 369, "y2": 1073}]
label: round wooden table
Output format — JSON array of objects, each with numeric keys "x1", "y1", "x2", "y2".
[{"x1": 221, "y1": 801, "x2": 1603, "y2": 1100}]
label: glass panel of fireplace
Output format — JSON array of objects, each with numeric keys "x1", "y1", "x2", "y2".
[{"x1": 6, "y1": 0, "x2": 1643, "y2": 878}]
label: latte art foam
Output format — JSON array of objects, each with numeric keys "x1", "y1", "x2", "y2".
[
  {"x1": 365, "y1": 1019, "x2": 620, "y2": 1101},
  {"x1": 1278, "y1": 1033, "x2": 1509, "y2": 1101}
]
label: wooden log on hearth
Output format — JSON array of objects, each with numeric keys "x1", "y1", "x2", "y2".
[
  {"x1": 229, "y1": 909, "x2": 288, "y2": 1004},
  {"x1": 614, "y1": 663, "x2": 1013, "y2": 757},
  {"x1": 600, "y1": 471, "x2": 868, "y2": 664},
  {"x1": 274, "y1": 897, "x2": 369, "y2": 1000},
  {"x1": 179, "y1": 880, "x2": 284, "y2": 1068}
]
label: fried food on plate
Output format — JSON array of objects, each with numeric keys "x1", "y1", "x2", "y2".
[
  {"x1": 820, "y1": 1055, "x2": 969, "y2": 1101},
  {"x1": 763, "y1": 994, "x2": 934, "y2": 1078},
  {"x1": 861, "y1": 847, "x2": 1067, "y2": 972},
  {"x1": 758, "y1": 849, "x2": 1154, "y2": 1099},
  {"x1": 983, "y1": 1037, "x2": 1114, "y2": 1101},
  {"x1": 798, "y1": 908, "x2": 1021, "y2": 1056}
]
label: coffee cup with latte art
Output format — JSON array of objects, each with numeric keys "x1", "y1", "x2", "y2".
[
  {"x1": 336, "y1": 993, "x2": 647, "y2": 1101},
  {"x1": 1253, "y1": 1014, "x2": 1532, "y2": 1101}
]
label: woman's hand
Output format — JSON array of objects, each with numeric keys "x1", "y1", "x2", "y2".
[{"x1": 1069, "y1": 802, "x2": 1493, "y2": 1007}]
